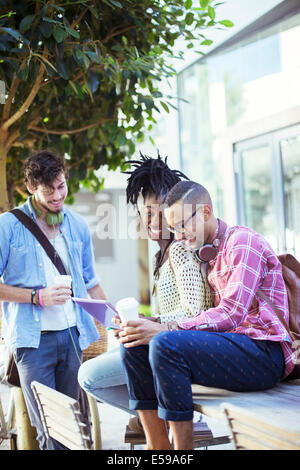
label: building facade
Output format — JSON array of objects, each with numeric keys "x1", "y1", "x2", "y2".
[{"x1": 177, "y1": 0, "x2": 300, "y2": 258}]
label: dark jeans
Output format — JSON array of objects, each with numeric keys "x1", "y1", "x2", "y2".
[
  {"x1": 15, "y1": 327, "x2": 82, "y2": 449},
  {"x1": 120, "y1": 331, "x2": 284, "y2": 422}
]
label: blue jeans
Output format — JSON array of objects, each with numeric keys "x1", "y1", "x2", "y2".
[
  {"x1": 14, "y1": 327, "x2": 82, "y2": 450},
  {"x1": 78, "y1": 347, "x2": 136, "y2": 415},
  {"x1": 120, "y1": 331, "x2": 284, "y2": 422}
]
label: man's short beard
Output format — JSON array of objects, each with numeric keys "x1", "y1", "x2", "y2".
[{"x1": 35, "y1": 194, "x2": 62, "y2": 214}]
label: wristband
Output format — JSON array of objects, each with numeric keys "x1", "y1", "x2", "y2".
[
  {"x1": 38, "y1": 289, "x2": 45, "y2": 307},
  {"x1": 31, "y1": 289, "x2": 37, "y2": 305}
]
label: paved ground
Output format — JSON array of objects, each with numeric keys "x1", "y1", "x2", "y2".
[{"x1": 0, "y1": 335, "x2": 233, "y2": 451}]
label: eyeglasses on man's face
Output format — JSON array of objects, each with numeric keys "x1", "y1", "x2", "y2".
[{"x1": 167, "y1": 205, "x2": 202, "y2": 234}]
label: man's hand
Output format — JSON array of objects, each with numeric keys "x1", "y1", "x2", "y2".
[
  {"x1": 40, "y1": 284, "x2": 72, "y2": 307},
  {"x1": 118, "y1": 318, "x2": 167, "y2": 348}
]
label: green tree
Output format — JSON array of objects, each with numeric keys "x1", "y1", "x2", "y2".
[{"x1": 0, "y1": 0, "x2": 233, "y2": 211}]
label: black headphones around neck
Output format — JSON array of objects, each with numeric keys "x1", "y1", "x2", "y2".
[{"x1": 196, "y1": 219, "x2": 227, "y2": 263}]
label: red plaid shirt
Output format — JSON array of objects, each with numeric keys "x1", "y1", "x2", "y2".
[{"x1": 178, "y1": 223, "x2": 295, "y2": 379}]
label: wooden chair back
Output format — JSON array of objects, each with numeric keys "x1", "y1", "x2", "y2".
[
  {"x1": 31, "y1": 381, "x2": 92, "y2": 450},
  {"x1": 222, "y1": 403, "x2": 300, "y2": 450}
]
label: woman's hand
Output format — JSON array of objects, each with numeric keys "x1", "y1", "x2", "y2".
[
  {"x1": 111, "y1": 316, "x2": 123, "y2": 339},
  {"x1": 118, "y1": 317, "x2": 167, "y2": 348}
]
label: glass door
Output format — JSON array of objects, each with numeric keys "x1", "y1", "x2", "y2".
[
  {"x1": 234, "y1": 125, "x2": 300, "y2": 257},
  {"x1": 279, "y1": 132, "x2": 300, "y2": 258},
  {"x1": 234, "y1": 134, "x2": 283, "y2": 252}
]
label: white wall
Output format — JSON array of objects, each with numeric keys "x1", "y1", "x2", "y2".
[{"x1": 73, "y1": 187, "x2": 139, "y2": 305}]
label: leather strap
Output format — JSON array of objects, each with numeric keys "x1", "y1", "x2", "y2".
[
  {"x1": 10, "y1": 208, "x2": 68, "y2": 276},
  {"x1": 256, "y1": 287, "x2": 294, "y2": 340}
]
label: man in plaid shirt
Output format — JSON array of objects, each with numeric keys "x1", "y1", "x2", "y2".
[{"x1": 119, "y1": 180, "x2": 294, "y2": 450}]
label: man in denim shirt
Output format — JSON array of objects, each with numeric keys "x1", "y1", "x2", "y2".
[{"x1": 0, "y1": 150, "x2": 107, "y2": 449}]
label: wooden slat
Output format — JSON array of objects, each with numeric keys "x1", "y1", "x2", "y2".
[
  {"x1": 234, "y1": 433, "x2": 272, "y2": 450},
  {"x1": 230, "y1": 420, "x2": 299, "y2": 450},
  {"x1": 46, "y1": 416, "x2": 89, "y2": 448},
  {"x1": 224, "y1": 404, "x2": 300, "y2": 442},
  {"x1": 32, "y1": 381, "x2": 77, "y2": 407},
  {"x1": 38, "y1": 399, "x2": 76, "y2": 422},
  {"x1": 47, "y1": 428, "x2": 87, "y2": 450}
]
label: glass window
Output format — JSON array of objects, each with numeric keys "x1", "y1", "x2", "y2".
[
  {"x1": 240, "y1": 145, "x2": 277, "y2": 248},
  {"x1": 280, "y1": 135, "x2": 300, "y2": 258}
]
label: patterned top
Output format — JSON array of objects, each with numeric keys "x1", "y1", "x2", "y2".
[
  {"x1": 177, "y1": 223, "x2": 295, "y2": 379},
  {"x1": 153, "y1": 241, "x2": 213, "y2": 324}
]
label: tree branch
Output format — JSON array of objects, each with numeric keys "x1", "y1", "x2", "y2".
[
  {"x1": 28, "y1": 117, "x2": 112, "y2": 135},
  {"x1": 103, "y1": 25, "x2": 136, "y2": 43},
  {"x1": 71, "y1": 7, "x2": 88, "y2": 29},
  {"x1": 2, "y1": 74, "x2": 21, "y2": 122},
  {"x1": 1, "y1": 60, "x2": 45, "y2": 131},
  {"x1": 5, "y1": 117, "x2": 41, "y2": 151}
]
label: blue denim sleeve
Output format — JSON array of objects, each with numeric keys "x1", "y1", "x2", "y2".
[
  {"x1": 0, "y1": 213, "x2": 12, "y2": 277},
  {"x1": 82, "y1": 222, "x2": 99, "y2": 291}
]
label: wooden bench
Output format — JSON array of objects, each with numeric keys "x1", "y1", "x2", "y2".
[{"x1": 192, "y1": 379, "x2": 300, "y2": 450}]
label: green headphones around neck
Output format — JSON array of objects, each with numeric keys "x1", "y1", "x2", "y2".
[{"x1": 31, "y1": 196, "x2": 64, "y2": 227}]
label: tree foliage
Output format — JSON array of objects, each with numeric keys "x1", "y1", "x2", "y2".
[{"x1": 0, "y1": 0, "x2": 233, "y2": 210}]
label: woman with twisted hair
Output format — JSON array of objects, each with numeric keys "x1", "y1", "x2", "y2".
[{"x1": 78, "y1": 152, "x2": 213, "y2": 440}]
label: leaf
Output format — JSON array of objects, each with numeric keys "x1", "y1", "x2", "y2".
[
  {"x1": 65, "y1": 26, "x2": 80, "y2": 39},
  {"x1": 184, "y1": 0, "x2": 193, "y2": 8},
  {"x1": 160, "y1": 101, "x2": 169, "y2": 113},
  {"x1": 68, "y1": 80, "x2": 79, "y2": 95},
  {"x1": 87, "y1": 70, "x2": 100, "y2": 93},
  {"x1": 53, "y1": 26, "x2": 68, "y2": 43},
  {"x1": 0, "y1": 27, "x2": 29, "y2": 45},
  {"x1": 82, "y1": 53, "x2": 90, "y2": 69},
  {"x1": 219, "y1": 19, "x2": 234, "y2": 27},
  {"x1": 19, "y1": 15, "x2": 35, "y2": 32},
  {"x1": 108, "y1": 0, "x2": 122, "y2": 8},
  {"x1": 185, "y1": 12, "x2": 194, "y2": 26},
  {"x1": 33, "y1": 52, "x2": 57, "y2": 72},
  {"x1": 199, "y1": 0, "x2": 210, "y2": 7},
  {"x1": 201, "y1": 39, "x2": 213, "y2": 46},
  {"x1": 93, "y1": 148, "x2": 107, "y2": 169},
  {"x1": 17, "y1": 64, "x2": 29, "y2": 81},
  {"x1": 42, "y1": 17, "x2": 61, "y2": 25},
  {"x1": 56, "y1": 58, "x2": 69, "y2": 80},
  {"x1": 40, "y1": 21, "x2": 53, "y2": 38},
  {"x1": 85, "y1": 50, "x2": 101, "y2": 64},
  {"x1": 208, "y1": 6, "x2": 215, "y2": 21}
]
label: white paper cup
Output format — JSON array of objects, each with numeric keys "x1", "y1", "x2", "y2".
[
  {"x1": 54, "y1": 275, "x2": 72, "y2": 288},
  {"x1": 116, "y1": 297, "x2": 139, "y2": 322}
]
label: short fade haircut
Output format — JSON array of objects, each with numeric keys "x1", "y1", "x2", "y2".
[
  {"x1": 24, "y1": 150, "x2": 68, "y2": 189},
  {"x1": 164, "y1": 180, "x2": 213, "y2": 209}
]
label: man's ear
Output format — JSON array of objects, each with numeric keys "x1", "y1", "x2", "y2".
[
  {"x1": 25, "y1": 183, "x2": 35, "y2": 195},
  {"x1": 203, "y1": 204, "x2": 212, "y2": 222}
]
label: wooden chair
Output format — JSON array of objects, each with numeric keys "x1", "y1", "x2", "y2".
[
  {"x1": 222, "y1": 403, "x2": 300, "y2": 450},
  {"x1": 31, "y1": 381, "x2": 93, "y2": 450}
]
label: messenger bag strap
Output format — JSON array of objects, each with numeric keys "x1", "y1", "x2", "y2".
[
  {"x1": 256, "y1": 288, "x2": 293, "y2": 339},
  {"x1": 10, "y1": 208, "x2": 67, "y2": 276}
]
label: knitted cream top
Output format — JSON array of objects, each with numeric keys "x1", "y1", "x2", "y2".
[{"x1": 153, "y1": 241, "x2": 213, "y2": 324}]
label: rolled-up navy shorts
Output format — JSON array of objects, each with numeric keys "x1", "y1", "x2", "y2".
[{"x1": 120, "y1": 331, "x2": 284, "y2": 421}]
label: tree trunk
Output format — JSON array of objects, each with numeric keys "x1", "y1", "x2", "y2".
[{"x1": 0, "y1": 129, "x2": 9, "y2": 213}]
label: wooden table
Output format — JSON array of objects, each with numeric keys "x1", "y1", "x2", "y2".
[{"x1": 192, "y1": 379, "x2": 300, "y2": 438}]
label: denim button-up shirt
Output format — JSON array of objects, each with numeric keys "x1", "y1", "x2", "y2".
[{"x1": 0, "y1": 199, "x2": 99, "y2": 352}]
